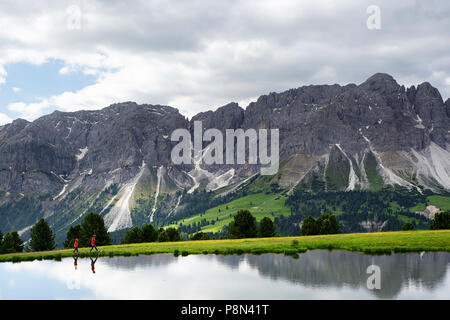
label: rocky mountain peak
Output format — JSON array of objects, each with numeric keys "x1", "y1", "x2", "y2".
[
  {"x1": 415, "y1": 82, "x2": 443, "y2": 102},
  {"x1": 191, "y1": 102, "x2": 244, "y2": 132},
  {"x1": 359, "y1": 73, "x2": 401, "y2": 95}
]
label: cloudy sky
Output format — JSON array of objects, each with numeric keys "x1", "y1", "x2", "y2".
[{"x1": 0, "y1": 0, "x2": 449, "y2": 125}]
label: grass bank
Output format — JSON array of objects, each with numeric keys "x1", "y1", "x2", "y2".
[{"x1": 1, "y1": 230, "x2": 450, "y2": 263}]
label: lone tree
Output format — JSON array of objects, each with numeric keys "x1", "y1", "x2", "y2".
[
  {"x1": 0, "y1": 231, "x2": 23, "y2": 254},
  {"x1": 63, "y1": 225, "x2": 82, "y2": 249},
  {"x1": 191, "y1": 232, "x2": 210, "y2": 240},
  {"x1": 430, "y1": 211, "x2": 450, "y2": 230},
  {"x1": 123, "y1": 226, "x2": 143, "y2": 244},
  {"x1": 402, "y1": 221, "x2": 415, "y2": 231},
  {"x1": 258, "y1": 217, "x2": 276, "y2": 237},
  {"x1": 80, "y1": 212, "x2": 112, "y2": 247},
  {"x1": 29, "y1": 219, "x2": 56, "y2": 251},
  {"x1": 227, "y1": 210, "x2": 257, "y2": 239}
]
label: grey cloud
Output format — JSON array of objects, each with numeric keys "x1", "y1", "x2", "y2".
[{"x1": 0, "y1": 0, "x2": 449, "y2": 120}]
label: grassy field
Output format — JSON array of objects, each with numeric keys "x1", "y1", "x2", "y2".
[
  {"x1": 408, "y1": 195, "x2": 450, "y2": 212},
  {"x1": 1, "y1": 230, "x2": 449, "y2": 263},
  {"x1": 167, "y1": 192, "x2": 290, "y2": 233},
  {"x1": 167, "y1": 190, "x2": 450, "y2": 236}
]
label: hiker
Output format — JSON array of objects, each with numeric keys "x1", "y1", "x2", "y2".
[
  {"x1": 73, "y1": 237, "x2": 79, "y2": 253},
  {"x1": 73, "y1": 255, "x2": 78, "y2": 270},
  {"x1": 90, "y1": 234, "x2": 98, "y2": 252},
  {"x1": 90, "y1": 256, "x2": 98, "y2": 274}
]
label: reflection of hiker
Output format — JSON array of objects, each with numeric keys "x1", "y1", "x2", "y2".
[
  {"x1": 90, "y1": 234, "x2": 98, "y2": 252},
  {"x1": 90, "y1": 256, "x2": 98, "y2": 274},
  {"x1": 73, "y1": 238, "x2": 79, "y2": 253},
  {"x1": 73, "y1": 255, "x2": 78, "y2": 270}
]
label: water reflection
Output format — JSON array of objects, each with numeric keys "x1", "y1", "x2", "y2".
[
  {"x1": 0, "y1": 251, "x2": 448, "y2": 299},
  {"x1": 73, "y1": 255, "x2": 78, "y2": 270},
  {"x1": 211, "y1": 251, "x2": 450, "y2": 299},
  {"x1": 90, "y1": 256, "x2": 98, "y2": 274}
]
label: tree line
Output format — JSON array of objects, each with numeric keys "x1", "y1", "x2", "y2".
[
  {"x1": 122, "y1": 225, "x2": 181, "y2": 244},
  {"x1": 1, "y1": 210, "x2": 449, "y2": 255}
]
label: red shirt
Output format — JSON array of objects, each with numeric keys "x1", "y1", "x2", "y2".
[
  {"x1": 91, "y1": 237, "x2": 96, "y2": 245},
  {"x1": 74, "y1": 239, "x2": 78, "y2": 247}
]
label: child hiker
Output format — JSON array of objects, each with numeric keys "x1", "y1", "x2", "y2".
[{"x1": 73, "y1": 237, "x2": 79, "y2": 253}]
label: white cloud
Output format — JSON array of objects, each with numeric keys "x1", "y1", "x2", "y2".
[
  {"x1": 0, "y1": 65, "x2": 6, "y2": 85},
  {"x1": 12, "y1": 86, "x2": 20, "y2": 93},
  {"x1": 0, "y1": 0, "x2": 449, "y2": 121},
  {"x1": 0, "y1": 112, "x2": 13, "y2": 125}
]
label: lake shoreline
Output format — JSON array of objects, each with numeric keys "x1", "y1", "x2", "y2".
[{"x1": 1, "y1": 230, "x2": 450, "y2": 263}]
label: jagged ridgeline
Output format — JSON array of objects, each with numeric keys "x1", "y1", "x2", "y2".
[{"x1": 0, "y1": 73, "x2": 449, "y2": 244}]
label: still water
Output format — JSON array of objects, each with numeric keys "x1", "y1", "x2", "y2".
[{"x1": 0, "y1": 250, "x2": 449, "y2": 299}]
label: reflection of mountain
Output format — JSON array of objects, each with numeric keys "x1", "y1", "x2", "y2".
[
  {"x1": 79, "y1": 251, "x2": 449, "y2": 299},
  {"x1": 212, "y1": 251, "x2": 450, "y2": 299},
  {"x1": 99, "y1": 254, "x2": 177, "y2": 270}
]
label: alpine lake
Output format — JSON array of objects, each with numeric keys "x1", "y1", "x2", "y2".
[{"x1": 0, "y1": 250, "x2": 449, "y2": 299}]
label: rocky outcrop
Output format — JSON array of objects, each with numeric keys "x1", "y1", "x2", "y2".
[
  {"x1": 360, "y1": 219, "x2": 388, "y2": 232},
  {"x1": 415, "y1": 205, "x2": 441, "y2": 220}
]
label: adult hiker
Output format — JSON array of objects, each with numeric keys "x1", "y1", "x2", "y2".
[
  {"x1": 73, "y1": 237, "x2": 79, "y2": 253},
  {"x1": 90, "y1": 234, "x2": 98, "y2": 252},
  {"x1": 90, "y1": 256, "x2": 98, "y2": 274}
]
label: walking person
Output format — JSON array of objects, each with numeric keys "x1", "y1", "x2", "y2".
[
  {"x1": 90, "y1": 234, "x2": 98, "y2": 252},
  {"x1": 73, "y1": 237, "x2": 79, "y2": 253},
  {"x1": 90, "y1": 256, "x2": 98, "y2": 274},
  {"x1": 73, "y1": 255, "x2": 78, "y2": 270}
]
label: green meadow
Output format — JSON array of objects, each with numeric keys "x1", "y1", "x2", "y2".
[
  {"x1": 1, "y1": 230, "x2": 449, "y2": 263},
  {"x1": 408, "y1": 195, "x2": 450, "y2": 213},
  {"x1": 167, "y1": 192, "x2": 290, "y2": 233}
]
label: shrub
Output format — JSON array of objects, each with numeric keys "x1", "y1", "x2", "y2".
[
  {"x1": 191, "y1": 232, "x2": 210, "y2": 241},
  {"x1": 402, "y1": 221, "x2": 415, "y2": 231}
]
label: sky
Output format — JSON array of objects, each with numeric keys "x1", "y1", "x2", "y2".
[{"x1": 0, "y1": 0, "x2": 449, "y2": 125}]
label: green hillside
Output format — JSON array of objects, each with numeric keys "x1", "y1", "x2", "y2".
[{"x1": 166, "y1": 192, "x2": 290, "y2": 234}]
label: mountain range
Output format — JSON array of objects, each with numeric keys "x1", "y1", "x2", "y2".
[{"x1": 1, "y1": 73, "x2": 449, "y2": 243}]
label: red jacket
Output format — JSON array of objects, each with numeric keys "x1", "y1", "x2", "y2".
[
  {"x1": 74, "y1": 239, "x2": 78, "y2": 247},
  {"x1": 91, "y1": 237, "x2": 96, "y2": 245}
]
